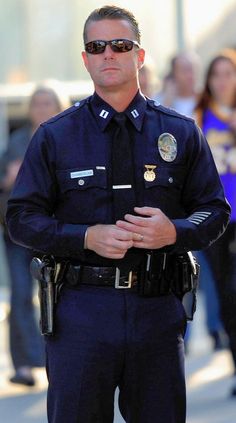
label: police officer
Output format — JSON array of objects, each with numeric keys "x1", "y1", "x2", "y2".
[{"x1": 6, "y1": 5, "x2": 230, "y2": 423}]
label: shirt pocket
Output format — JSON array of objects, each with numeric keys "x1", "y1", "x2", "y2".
[
  {"x1": 56, "y1": 167, "x2": 108, "y2": 224},
  {"x1": 143, "y1": 165, "x2": 186, "y2": 212}
]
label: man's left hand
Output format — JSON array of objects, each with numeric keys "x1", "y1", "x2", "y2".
[{"x1": 116, "y1": 206, "x2": 177, "y2": 249}]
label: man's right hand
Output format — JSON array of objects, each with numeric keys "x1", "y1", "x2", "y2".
[{"x1": 86, "y1": 224, "x2": 142, "y2": 259}]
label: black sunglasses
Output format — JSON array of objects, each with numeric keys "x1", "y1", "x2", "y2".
[{"x1": 85, "y1": 39, "x2": 140, "y2": 55}]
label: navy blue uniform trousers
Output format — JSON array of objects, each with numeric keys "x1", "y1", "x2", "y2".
[{"x1": 46, "y1": 285, "x2": 187, "y2": 423}]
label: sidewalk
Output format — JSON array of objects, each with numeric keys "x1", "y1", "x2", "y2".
[{"x1": 1, "y1": 285, "x2": 236, "y2": 423}]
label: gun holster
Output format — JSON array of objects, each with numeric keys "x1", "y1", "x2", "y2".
[
  {"x1": 174, "y1": 252, "x2": 200, "y2": 320},
  {"x1": 30, "y1": 255, "x2": 63, "y2": 336}
]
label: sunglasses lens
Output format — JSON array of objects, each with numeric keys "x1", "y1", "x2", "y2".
[
  {"x1": 85, "y1": 41, "x2": 106, "y2": 54},
  {"x1": 85, "y1": 39, "x2": 138, "y2": 54},
  {"x1": 111, "y1": 40, "x2": 133, "y2": 52}
]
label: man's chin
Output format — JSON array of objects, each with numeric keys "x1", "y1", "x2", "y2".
[{"x1": 97, "y1": 80, "x2": 124, "y2": 92}]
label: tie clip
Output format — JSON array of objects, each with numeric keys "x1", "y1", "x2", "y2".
[{"x1": 112, "y1": 184, "x2": 132, "y2": 189}]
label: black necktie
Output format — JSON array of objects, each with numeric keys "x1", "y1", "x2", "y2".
[{"x1": 112, "y1": 113, "x2": 136, "y2": 221}]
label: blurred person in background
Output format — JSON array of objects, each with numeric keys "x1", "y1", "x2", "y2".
[
  {"x1": 0, "y1": 100, "x2": 9, "y2": 154},
  {"x1": 0, "y1": 83, "x2": 70, "y2": 386},
  {"x1": 138, "y1": 55, "x2": 159, "y2": 98},
  {"x1": 155, "y1": 50, "x2": 201, "y2": 117},
  {"x1": 195, "y1": 48, "x2": 236, "y2": 396}
]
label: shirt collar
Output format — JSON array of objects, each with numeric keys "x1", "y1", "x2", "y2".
[
  {"x1": 125, "y1": 91, "x2": 147, "y2": 131},
  {"x1": 89, "y1": 91, "x2": 147, "y2": 132}
]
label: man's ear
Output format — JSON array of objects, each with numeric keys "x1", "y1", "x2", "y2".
[
  {"x1": 137, "y1": 48, "x2": 145, "y2": 70},
  {"x1": 82, "y1": 51, "x2": 89, "y2": 70}
]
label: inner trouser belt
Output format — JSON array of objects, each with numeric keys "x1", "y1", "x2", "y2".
[{"x1": 64, "y1": 265, "x2": 139, "y2": 289}]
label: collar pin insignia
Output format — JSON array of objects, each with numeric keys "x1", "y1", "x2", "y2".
[
  {"x1": 131, "y1": 109, "x2": 139, "y2": 118},
  {"x1": 99, "y1": 110, "x2": 109, "y2": 119}
]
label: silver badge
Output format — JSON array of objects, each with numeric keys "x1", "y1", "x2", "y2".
[{"x1": 158, "y1": 133, "x2": 177, "y2": 162}]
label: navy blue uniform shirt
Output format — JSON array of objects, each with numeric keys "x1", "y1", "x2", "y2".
[{"x1": 6, "y1": 91, "x2": 230, "y2": 269}]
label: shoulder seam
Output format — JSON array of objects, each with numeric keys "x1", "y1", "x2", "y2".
[
  {"x1": 42, "y1": 98, "x2": 89, "y2": 126},
  {"x1": 148, "y1": 99, "x2": 195, "y2": 123}
]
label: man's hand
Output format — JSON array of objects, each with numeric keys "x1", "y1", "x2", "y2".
[
  {"x1": 86, "y1": 224, "x2": 143, "y2": 258},
  {"x1": 116, "y1": 206, "x2": 177, "y2": 249}
]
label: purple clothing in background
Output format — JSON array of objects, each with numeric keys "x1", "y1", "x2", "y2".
[{"x1": 203, "y1": 108, "x2": 236, "y2": 221}]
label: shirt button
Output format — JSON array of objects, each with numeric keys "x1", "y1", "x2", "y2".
[
  {"x1": 78, "y1": 179, "x2": 85, "y2": 186},
  {"x1": 168, "y1": 177, "x2": 173, "y2": 183}
]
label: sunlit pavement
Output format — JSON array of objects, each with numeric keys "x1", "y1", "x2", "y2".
[{"x1": 1, "y1": 286, "x2": 236, "y2": 423}]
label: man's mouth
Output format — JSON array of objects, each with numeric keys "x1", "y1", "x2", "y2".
[{"x1": 101, "y1": 67, "x2": 119, "y2": 72}]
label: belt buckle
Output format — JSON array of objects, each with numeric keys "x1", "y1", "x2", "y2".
[{"x1": 115, "y1": 268, "x2": 132, "y2": 289}]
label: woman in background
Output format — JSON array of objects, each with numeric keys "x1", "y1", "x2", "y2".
[
  {"x1": 0, "y1": 83, "x2": 70, "y2": 386},
  {"x1": 195, "y1": 49, "x2": 236, "y2": 396}
]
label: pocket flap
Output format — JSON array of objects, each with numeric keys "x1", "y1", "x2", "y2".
[
  {"x1": 56, "y1": 167, "x2": 107, "y2": 193},
  {"x1": 144, "y1": 166, "x2": 185, "y2": 188}
]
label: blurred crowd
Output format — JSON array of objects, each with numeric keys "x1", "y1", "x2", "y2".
[
  {"x1": 0, "y1": 46, "x2": 236, "y2": 397},
  {"x1": 143, "y1": 47, "x2": 236, "y2": 398},
  {"x1": 0, "y1": 82, "x2": 70, "y2": 386}
]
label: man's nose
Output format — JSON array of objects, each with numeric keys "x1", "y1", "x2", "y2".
[{"x1": 104, "y1": 44, "x2": 115, "y2": 59}]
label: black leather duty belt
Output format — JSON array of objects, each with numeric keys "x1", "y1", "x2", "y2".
[{"x1": 64, "y1": 264, "x2": 138, "y2": 290}]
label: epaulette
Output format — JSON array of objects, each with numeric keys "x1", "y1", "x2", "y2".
[
  {"x1": 44, "y1": 98, "x2": 89, "y2": 125},
  {"x1": 147, "y1": 98, "x2": 195, "y2": 123}
]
